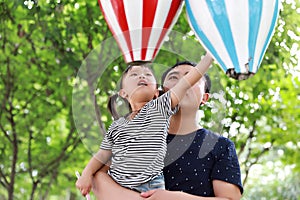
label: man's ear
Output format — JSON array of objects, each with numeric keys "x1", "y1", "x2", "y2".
[
  {"x1": 162, "y1": 86, "x2": 170, "y2": 93},
  {"x1": 201, "y1": 93, "x2": 210, "y2": 105},
  {"x1": 119, "y1": 89, "x2": 128, "y2": 99}
]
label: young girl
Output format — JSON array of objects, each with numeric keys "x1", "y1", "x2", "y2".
[{"x1": 76, "y1": 53, "x2": 213, "y2": 196}]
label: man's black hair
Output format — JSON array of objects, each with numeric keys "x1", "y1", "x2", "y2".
[{"x1": 161, "y1": 61, "x2": 211, "y2": 93}]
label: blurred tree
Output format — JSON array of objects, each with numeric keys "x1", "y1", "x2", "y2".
[
  {"x1": 0, "y1": 1, "x2": 109, "y2": 199},
  {"x1": 0, "y1": 0, "x2": 299, "y2": 199}
]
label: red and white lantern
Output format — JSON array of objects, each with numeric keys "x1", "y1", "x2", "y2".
[{"x1": 98, "y1": 0, "x2": 184, "y2": 63}]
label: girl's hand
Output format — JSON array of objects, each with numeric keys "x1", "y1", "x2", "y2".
[
  {"x1": 140, "y1": 190, "x2": 157, "y2": 198},
  {"x1": 140, "y1": 189, "x2": 168, "y2": 199},
  {"x1": 141, "y1": 190, "x2": 187, "y2": 200},
  {"x1": 76, "y1": 174, "x2": 92, "y2": 196}
]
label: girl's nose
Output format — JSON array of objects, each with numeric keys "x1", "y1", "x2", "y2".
[{"x1": 139, "y1": 73, "x2": 146, "y2": 79}]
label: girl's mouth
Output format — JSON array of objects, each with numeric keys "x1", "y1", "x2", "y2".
[{"x1": 138, "y1": 80, "x2": 148, "y2": 86}]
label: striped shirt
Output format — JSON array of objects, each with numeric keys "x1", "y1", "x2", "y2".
[{"x1": 101, "y1": 91, "x2": 178, "y2": 188}]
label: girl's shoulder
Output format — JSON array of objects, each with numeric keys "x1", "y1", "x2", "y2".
[
  {"x1": 150, "y1": 90, "x2": 171, "y2": 105},
  {"x1": 107, "y1": 117, "x2": 127, "y2": 131}
]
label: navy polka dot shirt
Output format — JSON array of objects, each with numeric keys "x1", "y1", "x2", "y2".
[{"x1": 163, "y1": 128, "x2": 243, "y2": 197}]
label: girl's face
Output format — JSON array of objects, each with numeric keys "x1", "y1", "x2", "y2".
[
  {"x1": 120, "y1": 65, "x2": 158, "y2": 103},
  {"x1": 163, "y1": 64, "x2": 207, "y2": 108}
]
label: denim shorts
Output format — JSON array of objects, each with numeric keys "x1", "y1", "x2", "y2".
[{"x1": 131, "y1": 173, "x2": 165, "y2": 192}]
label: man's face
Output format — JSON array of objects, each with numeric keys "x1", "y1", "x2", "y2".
[{"x1": 163, "y1": 64, "x2": 206, "y2": 108}]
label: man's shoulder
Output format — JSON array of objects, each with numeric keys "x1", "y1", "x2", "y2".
[{"x1": 198, "y1": 128, "x2": 234, "y2": 146}]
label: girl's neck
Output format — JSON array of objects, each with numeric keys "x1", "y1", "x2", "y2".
[
  {"x1": 126, "y1": 110, "x2": 140, "y2": 120},
  {"x1": 127, "y1": 101, "x2": 147, "y2": 120},
  {"x1": 130, "y1": 101, "x2": 147, "y2": 112}
]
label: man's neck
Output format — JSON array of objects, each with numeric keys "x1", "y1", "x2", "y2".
[{"x1": 168, "y1": 109, "x2": 201, "y2": 135}]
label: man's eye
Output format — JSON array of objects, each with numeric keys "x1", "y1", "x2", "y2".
[{"x1": 168, "y1": 76, "x2": 178, "y2": 80}]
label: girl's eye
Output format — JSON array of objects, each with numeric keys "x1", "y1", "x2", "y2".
[
  {"x1": 146, "y1": 73, "x2": 153, "y2": 76},
  {"x1": 130, "y1": 73, "x2": 138, "y2": 76}
]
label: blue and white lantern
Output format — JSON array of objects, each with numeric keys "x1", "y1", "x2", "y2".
[{"x1": 186, "y1": 0, "x2": 280, "y2": 80}]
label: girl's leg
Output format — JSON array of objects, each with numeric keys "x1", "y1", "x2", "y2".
[
  {"x1": 132, "y1": 173, "x2": 165, "y2": 192},
  {"x1": 92, "y1": 171, "x2": 143, "y2": 200}
]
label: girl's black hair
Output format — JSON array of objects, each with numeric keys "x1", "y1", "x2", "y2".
[
  {"x1": 107, "y1": 64, "x2": 157, "y2": 120},
  {"x1": 107, "y1": 65, "x2": 133, "y2": 120},
  {"x1": 161, "y1": 61, "x2": 211, "y2": 93},
  {"x1": 107, "y1": 94, "x2": 120, "y2": 120}
]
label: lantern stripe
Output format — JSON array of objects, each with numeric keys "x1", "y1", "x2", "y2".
[
  {"x1": 255, "y1": 0, "x2": 279, "y2": 72},
  {"x1": 226, "y1": 1, "x2": 249, "y2": 73},
  {"x1": 99, "y1": 0, "x2": 132, "y2": 62},
  {"x1": 110, "y1": 0, "x2": 134, "y2": 62},
  {"x1": 152, "y1": 0, "x2": 183, "y2": 59},
  {"x1": 206, "y1": 0, "x2": 240, "y2": 72},
  {"x1": 142, "y1": 0, "x2": 158, "y2": 60},
  {"x1": 185, "y1": 0, "x2": 228, "y2": 72},
  {"x1": 248, "y1": 0, "x2": 263, "y2": 72},
  {"x1": 253, "y1": 3, "x2": 270, "y2": 72},
  {"x1": 123, "y1": 0, "x2": 143, "y2": 60},
  {"x1": 146, "y1": 1, "x2": 173, "y2": 61}
]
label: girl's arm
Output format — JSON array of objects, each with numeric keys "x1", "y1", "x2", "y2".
[
  {"x1": 170, "y1": 53, "x2": 213, "y2": 108},
  {"x1": 76, "y1": 149, "x2": 112, "y2": 196}
]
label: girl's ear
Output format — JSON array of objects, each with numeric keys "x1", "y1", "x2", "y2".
[
  {"x1": 154, "y1": 89, "x2": 159, "y2": 99},
  {"x1": 119, "y1": 89, "x2": 128, "y2": 99},
  {"x1": 201, "y1": 93, "x2": 210, "y2": 105}
]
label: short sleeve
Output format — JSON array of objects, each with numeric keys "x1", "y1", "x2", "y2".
[
  {"x1": 153, "y1": 91, "x2": 178, "y2": 118},
  {"x1": 100, "y1": 133, "x2": 113, "y2": 150},
  {"x1": 211, "y1": 138, "x2": 243, "y2": 194},
  {"x1": 100, "y1": 120, "x2": 118, "y2": 150}
]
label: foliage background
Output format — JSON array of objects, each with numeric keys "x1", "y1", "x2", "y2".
[{"x1": 0, "y1": 0, "x2": 299, "y2": 199}]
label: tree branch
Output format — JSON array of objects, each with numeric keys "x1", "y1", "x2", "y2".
[
  {"x1": 237, "y1": 120, "x2": 256, "y2": 158},
  {"x1": 7, "y1": 92, "x2": 18, "y2": 200},
  {"x1": 41, "y1": 169, "x2": 58, "y2": 200},
  {"x1": 27, "y1": 124, "x2": 34, "y2": 181},
  {"x1": 0, "y1": 179, "x2": 7, "y2": 189},
  {"x1": 0, "y1": 57, "x2": 12, "y2": 119},
  {"x1": 38, "y1": 123, "x2": 79, "y2": 179},
  {"x1": 29, "y1": 180, "x2": 40, "y2": 200},
  {"x1": 0, "y1": 123, "x2": 12, "y2": 143},
  {"x1": 242, "y1": 139, "x2": 274, "y2": 186},
  {"x1": 0, "y1": 168, "x2": 9, "y2": 189},
  {"x1": 85, "y1": 58, "x2": 107, "y2": 136}
]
